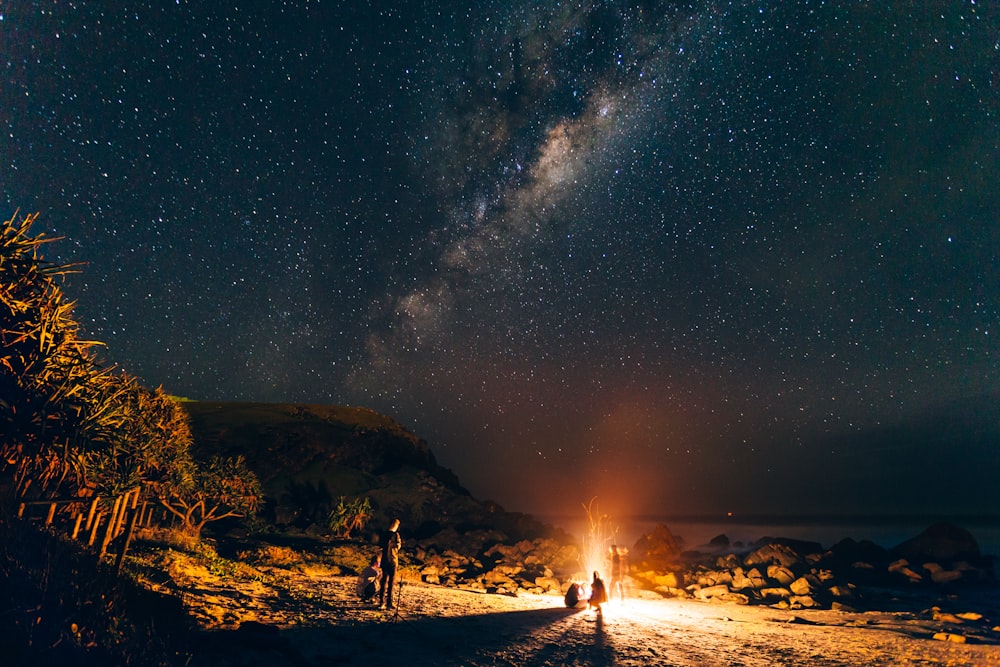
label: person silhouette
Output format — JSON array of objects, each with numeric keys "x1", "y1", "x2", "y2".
[
  {"x1": 588, "y1": 570, "x2": 608, "y2": 613},
  {"x1": 378, "y1": 518, "x2": 402, "y2": 609}
]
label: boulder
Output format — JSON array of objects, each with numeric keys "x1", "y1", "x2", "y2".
[
  {"x1": 766, "y1": 564, "x2": 796, "y2": 586},
  {"x1": 759, "y1": 587, "x2": 791, "y2": 601},
  {"x1": 828, "y1": 584, "x2": 854, "y2": 599},
  {"x1": 632, "y1": 524, "x2": 684, "y2": 571},
  {"x1": 789, "y1": 575, "x2": 820, "y2": 596},
  {"x1": 888, "y1": 559, "x2": 923, "y2": 583},
  {"x1": 891, "y1": 523, "x2": 981, "y2": 564},
  {"x1": 732, "y1": 567, "x2": 766, "y2": 590},
  {"x1": 534, "y1": 576, "x2": 562, "y2": 592},
  {"x1": 716, "y1": 553, "x2": 741, "y2": 570},
  {"x1": 825, "y1": 538, "x2": 889, "y2": 569},
  {"x1": 744, "y1": 543, "x2": 802, "y2": 569},
  {"x1": 694, "y1": 584, "x2": 731, "y2": 600},
  {"x1": 708, "y1": 534, "x2": 731, "y2": 549},
  {"x1": 789, "y1": 594, "x2": 818, "y2": 608}
]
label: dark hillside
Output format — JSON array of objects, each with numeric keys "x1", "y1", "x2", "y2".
[
  {"x1": 181, "y1": 401, "x2": 554, "y2": 542},
  {"x1": 182, "y1": 402, "x2": 463, "y2": 485}
]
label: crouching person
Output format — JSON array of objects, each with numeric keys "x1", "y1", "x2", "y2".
[{"x1": 357, "y1": 554, "x2": 381, "y2": 603}]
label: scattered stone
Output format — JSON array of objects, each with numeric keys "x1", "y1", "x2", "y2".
[{"x1": 932, "y1": 632, "x2": 967, "y2": 643}]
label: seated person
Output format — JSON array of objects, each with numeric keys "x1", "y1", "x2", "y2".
[
  {"x1": 589, "y1": 571, "x2": 608, "y2": 612},
  {"x1": 564, "y1": 582, "x2": 586, "y2": 608},
  {"x1": 357, "y1": 555, "x2": 382, "y2": 603}
]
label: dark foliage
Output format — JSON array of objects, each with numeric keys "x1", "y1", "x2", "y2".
[{"x1": 0, "y1": 500, "x2": 194, "y2": 666}]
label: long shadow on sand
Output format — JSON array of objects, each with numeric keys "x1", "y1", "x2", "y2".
[{"x1": 192, "y1": 604, "x2": 617, "y2": 667}]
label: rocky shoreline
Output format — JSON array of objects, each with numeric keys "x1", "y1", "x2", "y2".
[{"x1": 362, "y1": 519, "x2": 999, "y2": 644}]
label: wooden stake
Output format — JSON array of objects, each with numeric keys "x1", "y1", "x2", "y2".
[
  {"x1": 88, "y1": 513, "x2": 103, "y2": 547},
  {"x1": 98, "y1": 496, "x2": 123, "y2": 560},
  {"x1": 85, "y1": 497, "x2": 99, "y2": 531},
  {"x1": 115, "y1": 506, "x2": 142, "y2": 574}
]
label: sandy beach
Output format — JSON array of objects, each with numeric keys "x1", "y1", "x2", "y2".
[{"x1": 155, "y1": 556, "x2": 1000, "y2": 667}]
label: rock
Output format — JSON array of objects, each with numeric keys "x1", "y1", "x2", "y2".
[
  {"x1": 815, "y1": 568, "x2": 835, "y2": 583},
  {"x1": 789, "y1": 595, "x2": 818, "y2": 608},
  {"x1": 651, "y1": 572, "x2": 683, "y2": 588},
  {"x1": 746, "y1": 567, "x2": 767, "y2": 589},
  {"x1": 483, "y1": 569, "x2": 516, "y2": 586},
  {"x1": 694, "y1": 584, "x2": 731, "y2": 600},
  {"x1": 716, "y1": 592, "x2": 750, "y2": 605},
  {"x1": 827, "y1": 538, "x2": 889, "y2": 566},
  {"x1": 932, "y1": 632, "x2": 967, "y2": 643},
  {"x1": 891, "y1": 523, "x2": 981, "y2": 564},
  {"x1": 888, "y1": 559, "x2": 923, "y2": 583},
  {"x1": 759, "y1": 587, "x2": 791, "y2": 601},
  {"x1": 789, "y1": 575, "x2": 820, "y2": 596},
  {"x1": 708, "y1": 534, "x2": 730, "y2": 549},
  {"x1": 929, "y1": 568, "x2": 964, "y2": 584},
  {"x1": 932, "y1": 611, "x2": 966, "y2": 624},
  {"x1": 828, "y1": 584, "x2": 854, "y2": 599},
  {"x1": 732, "y1": 567, "x2": 766, "y2": 590},
  {"x1": 766, "y1": 564, "x2": 796, "y2": 586},
  {"x1": 534, "y1": 576, "x2": 561, "y2": 592},
  {"x1": 716, "y1": 553, "x2": 741, "y2": 570},
  {"x1": 751, "y1": 537, "x2": 823, "y2": 559},
  {"x1": 632, "y1": 524, "x2": 684, "y2": 571},
  {"x1": 744, "y1": 543, "x2": 802, "y2": 569}
]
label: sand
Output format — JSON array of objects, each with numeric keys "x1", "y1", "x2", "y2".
[{"x1": 153, "y1": 557, "x2": 1000, "y2": 667}]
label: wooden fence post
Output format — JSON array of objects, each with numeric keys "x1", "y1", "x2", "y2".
[
  {"x1": 85, "y1": 497, "x2": 99, "y2": 531},
  {"x1": 88, "y1": 513, "x2": 103, "y2": 547},
  {"x1": 98, "y1": 496, "x2": 123, "y2": 560},
  {"x1": 45, "y1": 502, "x2": 57, "y2": 526},
  {"x1": 71, "y1": 512, "x2": 84, "y2": 540},
  {"x1": 115, "y1": 505, "x2": 142, "y2": 574}
]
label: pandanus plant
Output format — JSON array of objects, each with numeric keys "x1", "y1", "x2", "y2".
[{"x1": 0, "y1": 210, "x2": 114, "y2": 499}]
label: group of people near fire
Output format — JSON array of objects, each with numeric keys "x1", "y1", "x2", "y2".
[
  {"x1": 356, "y1": 518, "x2": 629, "y2": 615},
  {"x1": 563, "y1": 544, "x2": 628, "y2": 613}
]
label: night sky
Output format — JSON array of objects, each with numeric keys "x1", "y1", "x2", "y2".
[{"x1": 4, "y1": 2, "x2": 998, "y2": 521}]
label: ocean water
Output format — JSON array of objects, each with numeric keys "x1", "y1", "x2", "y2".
[{"x1": 540, "y1": 514, "x2": 1000, "y2": 559}]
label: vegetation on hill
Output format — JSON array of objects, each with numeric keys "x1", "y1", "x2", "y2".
[{"x1": 181, "y1": 400, "x2": 559, "y2": 545}]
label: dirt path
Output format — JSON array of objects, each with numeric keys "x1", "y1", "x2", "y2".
[{"x1": 154, "y1": 565, "x2": 1000, "y2": 667}]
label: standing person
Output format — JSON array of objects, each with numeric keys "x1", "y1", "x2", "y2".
[
  {"x1": 609, "y1": 545, "x2": 628, "y2": 602},
  {"x1": 378, "y1": 518, "x2": 402, "y2": 609},
  {"x1": 588, "y1": 570, "x2": 608, "y2": 613},
  {"x1": 357, "y1": 554, "x2": 381, "y2": 603}
]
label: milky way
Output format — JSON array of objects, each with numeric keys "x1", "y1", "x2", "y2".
[{"x1": 4, "y1": 2, "x2": 998, "y2": 518}]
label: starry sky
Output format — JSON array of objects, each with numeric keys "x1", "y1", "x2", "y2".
[{"x1": 4, "y1": 1, "x2": 999, "y2": 521}]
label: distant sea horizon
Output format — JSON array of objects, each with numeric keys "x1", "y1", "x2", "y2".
[{"x1": 537, "y1": 513, "x2": 1000, "y2": 559}]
